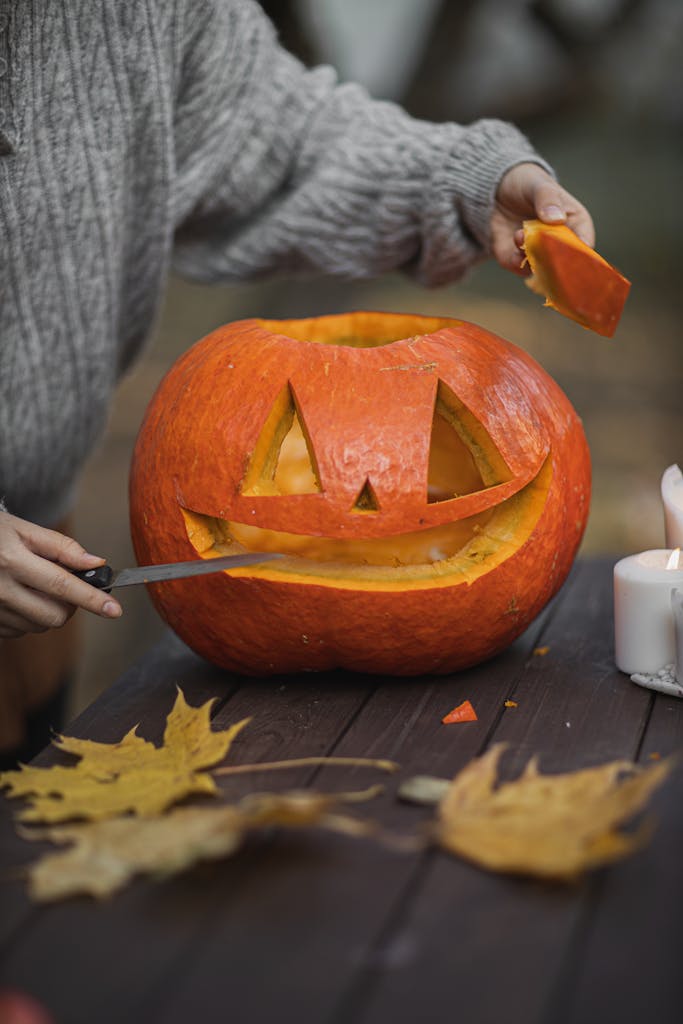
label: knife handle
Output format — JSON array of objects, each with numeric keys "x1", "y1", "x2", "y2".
[{"x1": 71, "y1": 565, "x2": 115, "y2": 592}]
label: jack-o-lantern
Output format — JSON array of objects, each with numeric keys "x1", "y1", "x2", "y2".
[{"x1": 129, "y1": 312, "x2": 590, "y2": 676}]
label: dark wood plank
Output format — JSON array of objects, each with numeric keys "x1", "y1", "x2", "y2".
[
  {"x1": 337, "y1": 558, "x2": 683, "y2": 1024},
  {"x1": 545, "y1": 766, "x2": 683, "y2": 1024},
  {"x1": 548, "y1": 696, "x2": 683, "y2": 1024},
  {"x1": 0, "y1": 634, "x2": 232, "y2": 951},
  {"x1": 2, "y1": 560, "x2": 680, "y2": 1024},
  {"x1": 0, "y1": 577, "x2": 560, "y2": 1024},
  {"x1": 0, "y1": 657, "x2": 377, "y2": 1023},
  {"x1": 119, "y1": 597, "x2": 565, "y2": 1023}
]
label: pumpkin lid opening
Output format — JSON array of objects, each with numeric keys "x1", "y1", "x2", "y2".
[{"x1": 256, "y1": 311, "x2": 458, "y2": 348}]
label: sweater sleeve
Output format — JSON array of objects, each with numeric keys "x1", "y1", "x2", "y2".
[{"x1": 171, "y1": 0, "x2": 552, "y2": 287}]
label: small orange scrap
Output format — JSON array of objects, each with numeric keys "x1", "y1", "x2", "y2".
[
  {"x1": 442, "y1": 700, "x2": 478, "y2": 725},
  {"x1": 648, "y1": 752, "x2": 661, "y2": 761},
  {"x1": 533, "y1": 646, "x2": 550, "y2": 657},
  {"x1": 504, "y1": 700, "x2": 518, "y2": 708}
]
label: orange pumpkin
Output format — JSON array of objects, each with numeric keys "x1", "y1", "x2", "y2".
[
  {"x1": 129, "y1": 312, "x2": 591, "y2": 676},
  {"x1": 522, "y1": 220, "x2": 631, "y2": 337}
]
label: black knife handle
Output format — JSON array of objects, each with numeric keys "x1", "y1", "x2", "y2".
[{"x1": 71, "y1": 565, "x2": 115, "y2": 592}]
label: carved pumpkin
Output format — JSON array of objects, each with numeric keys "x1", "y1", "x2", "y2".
[
  {"x1": 523, "y1": 219, "x2": 631, "y2": 337},
  {"x1": 129, "y1": 312, "x2": 591, "y2": 676}
]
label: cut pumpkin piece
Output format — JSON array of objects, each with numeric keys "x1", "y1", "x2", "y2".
[{"x1": 522, "y1": 219, "x2": 631, "y2": 337}]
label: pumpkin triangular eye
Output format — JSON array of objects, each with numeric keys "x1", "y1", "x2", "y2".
[
  {"x1": 427, "y1": 381, "x2": 512, "y2": 503},
  {"x1": 242, "y1": 383, "x2": 321, "y2": 496},
  {"x1": 351, "y1": 477, "x2": 380, "y2": 513}
]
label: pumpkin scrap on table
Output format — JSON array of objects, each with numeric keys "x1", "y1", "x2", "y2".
[
  {"x1": 442, "y1": 700, "x2": 478, "y2": 724},
  {"x1": 130, "y1": 310, "x2": 591, "y2": 677},
  {"x1": 522, "y1": 219, "x2": 631, "y2": 337}
]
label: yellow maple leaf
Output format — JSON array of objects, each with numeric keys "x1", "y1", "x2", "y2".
[
  {"x1": 24, "y1": 787, "x2": 385, "y2": 901},
  {"x1": 434, "y1": 745, "x2": 673, "y2": 882},
  {"x1": 0, "y1": 689, "x2": 249, "y2": 823}
]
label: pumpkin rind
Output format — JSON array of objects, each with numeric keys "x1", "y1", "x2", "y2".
[
  {"x1": 522, "y1": 219, "x2": 631, "y2": 337},
  {"x1": 129, "y1": 312, "x2": 591, "y2": 676}
]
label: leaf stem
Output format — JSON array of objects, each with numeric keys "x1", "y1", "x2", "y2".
[{"x1": 214, "y1": 756, "x2": 399, "y2": 777}]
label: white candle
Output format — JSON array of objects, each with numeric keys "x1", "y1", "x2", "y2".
[
  {"x1": 662, "y1": 464, "x2": 683, "y2": 548},
  {"x1": 673, "y1": 588, "x2": 683, "y2": 685},
  {"x1": 614, "y1": 549, "x2": 683, "y2": 674}
]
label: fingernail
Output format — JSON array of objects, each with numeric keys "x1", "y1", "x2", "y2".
[
  {"x1": 542, "y1": 204, "x2": 565, "y2": 222},
  {"x1": 103, "y1": 601, "x2": 122, "y2": 618},
  {"x1": 84, "y1": 552, "x2": 104, "y2": 565}
]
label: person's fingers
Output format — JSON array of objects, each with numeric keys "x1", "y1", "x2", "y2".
[
  {"x1": 564, "y1": 204, "x2": 595, "y2": 248},
  {"x1": 0, "y1": 583, "x2": 71, "y2": 635},
  {"x1": 11, "y1": 552, "x2": 122, "y2": 620},
  {"x1": 0, "y1": 610, "x2": 46, "y2": 638},
  {"x1": 532, "y1": 182, "x2": 596, "y2": 248},
  {"x1": 532, "y1": 180, "x2": 568, "y2": 225},
  {"x1": 490, "y1": 216, "x2": 527, "y2": 275},
  {"x1": 495, "y1": 240, "x2": 526, "y2": 275},
  {"x1": 493, "y1": 165, "x2": 596, "y2": 276},
  {"x1": 0, "y1": 514, "x2": 121, "y2": 621},
  {"x1": 13, "y1": 518, "x2": 104, "y2": 570}
]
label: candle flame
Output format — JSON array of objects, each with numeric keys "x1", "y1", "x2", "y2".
[{"x1": 666, "y1": 548, "x2": 681, "y2": 570}]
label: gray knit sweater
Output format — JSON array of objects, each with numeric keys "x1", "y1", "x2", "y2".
[{"x1": 0, "y1": 0, "x2": 550, "y2": 526}]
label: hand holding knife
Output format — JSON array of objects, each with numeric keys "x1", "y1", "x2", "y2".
[{"x1": 0, "y1": 509, "x2": 283, "y2": 640}]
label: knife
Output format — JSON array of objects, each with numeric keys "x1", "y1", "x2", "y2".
[{"x1": 72, "y1": 552, "x2": 284, "y2": 592}]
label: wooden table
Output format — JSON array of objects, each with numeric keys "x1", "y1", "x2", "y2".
[{"x1": 1, "y1": 557, "x2": 682, "y2": 1024}]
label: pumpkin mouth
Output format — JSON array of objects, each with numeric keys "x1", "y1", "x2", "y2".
[{"x1": 180, "y1": 455, "x2": 552, "y2": 591}]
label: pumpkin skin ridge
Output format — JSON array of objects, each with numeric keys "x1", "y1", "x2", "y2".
[{"x1": 130, "y1": 311, "x2": 591, "y2": 676}]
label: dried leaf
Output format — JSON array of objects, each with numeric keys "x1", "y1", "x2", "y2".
[
  {"x1": 435, "y1": 745, "x2": 673, "y2": 881},
  {"x1": 23, "y1": 787, "x2": 384, "y2": 901},
  {"x1": 0, "y1": 689, "x2": 249, "y2": 823},
  {"x1": 442, "y1": 700, "x2": 478, "y2": 724}
]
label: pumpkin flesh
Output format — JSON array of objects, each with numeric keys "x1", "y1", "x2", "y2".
[{"x1": 522, "y1": 219, "x2": 631, "y2": 337}]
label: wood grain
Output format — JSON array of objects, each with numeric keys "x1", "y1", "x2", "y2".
[{"x1": 0, "y1": 560, "x2": 681, "y2": 1024}]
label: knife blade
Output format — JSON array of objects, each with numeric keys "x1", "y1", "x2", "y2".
[{"x1": 72, "y1": 552, "x2": 284, "y2": 592}]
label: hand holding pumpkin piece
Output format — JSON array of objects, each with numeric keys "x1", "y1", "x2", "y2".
[
  {"x1": 490, "y1": 162, "x2": 594, "y2": 274},
  {"x1": 0, "y1": 511, "x2": 121, "y2": 639}
]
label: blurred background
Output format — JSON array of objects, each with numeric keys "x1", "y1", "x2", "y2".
[{"x1": 71, "y1": 0, "x2": 682, "y2": 715}]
